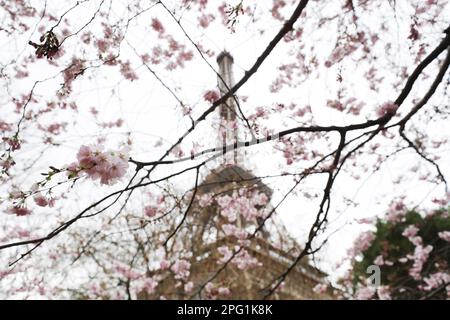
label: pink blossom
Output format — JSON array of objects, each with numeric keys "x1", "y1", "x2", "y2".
[
  {"x1": 386, "y1": 201, "x2": 405, "y2": 222},
  {"x1": 374, "y1": 255, "x2": 384, "y2": 266},
  {"x1": 15, "y1": 69, "x2": 28, "y2": 79},
  {"x1": 198, "y1": 193, "x2": 212, "y2": 206},
  {"x1": 142, "y1": 277, "x2": 159, "y2": 294},
  {"x1": 431, "y1": 195, "x2": 450, "y2": 206},
  {"x1": 81, "y1": 32, "x2": 91, "y2": 44},
  {"x1": 402, "y1": 225, "x2": 422, "y2": 246},
  {"x1": 101, "y1": 152, "x2": 129, "y2": 184},
  {"x1": 46, "y1": 123, "x2": 66, "y2": 135},
  {"x1": 4, "y1": 137, "x2": 21, "y2": 151},
  {"x1": 408, "y1": 245, "x2": 433, "y2": 280},
  {"x1": 347, "y1": 101, "x2": 364, "y2": 115},
  {"x1": 9, "y1": 190, "x2": 24, "y2": 199},
  {"x1": 179, "y1": 49, "x2": 194, "y2": 63},
  {"x1": 355, "y1": 286, "x2": 375, "y2": 300},
  {"x1": 160, "y1": 260, "x2": 170, "y2": 270},
  {"x1": 408, "y1": 25, "x2": 420, "y2": 41},
  {"x1": 377, "y1": 286, "x2": 392, "y2": 300},
  {"x1": 203, "y1": 90, "x2": 220, "y2": 103},
  {"x1": 409, "y1": 236, "x2": 423, "y2": 247},
  {"x1": 205, "y1": 282, "x2": 214, "y2": 293},
  {"x1": 218, "y1": 246, "x2": 233, "y2": 263},
  {"x1": 151, "y1": 18, "x2": 165, "y2": 35},
  {"x1": 217, "y1": 191, "x2": 265, "y2": 222},
  {"x1": 325, "y1": 44, "x2": 358, "y2": 68},
  {"x1": 437, "y1": 231, "x2": 450, "y2": 242},
  {"x1": 0, "y1": 159, "x2": 13, "y2": 170},
  {"x1": 115, "y1": 265, "x2": 141, "y2": 280},
  {"x1": 398, "y1": 257, "x2": 408, "y2": 263},
  {"x1": 422, "y1": 272, "x2": 450, "y2": 291},
  {"x1": 204, "y1": 282, "x2": 222, "y2": 299},
  {"x1": 326, "y1": 99, "x2": 344, "y2": 112},
  {"x1": 222, "y1": 224, "x2": 247, "y2": 240},
  {"x1": 7, "y1": 206, "x2": 31, "y2": 216},
  {"x1": 254, "y1": 192, "x2": 268, "y2": 206},
  {"x1": 198, "y1": 14, "x2": 215, "y2": 28},
  {"x1": 402, "y1": 225, "x2": 419, "y2": 238},
  {"x1": 70, "y1": 144, "x2": 129, "y2": 185},
  {"x1": 62, "y1": 58, "x2": 85, "y2": 92},
  {"x1": 376, "y1": 101, "x2": 398, "y2": 117},
  {"x1": 217, "y1": 196, "x2": 236, "y2": 221},
  {"x1": 95, "y1": 39, "x2": 110, "y2": 53},
  {"x1": 119, "y1": 61, "x2": 138, "y2": 81},
  {"x1": 312, "y1": 283, "x2": 327, "y2": 294},
  {"x1": 222, "y1": 224, "x2": 235, "y2": 236},
  {"x1": 184, "y1": 281, "x2": 194, "y2": 292},
  {"x1": 144, "y1": 205, "x2": 157, "y2": 218},
  {"x1": 350, "y1": 231, "x2": 375, "y2": 257},
  {"x1": 168, "y1": 38, "x2": 180, "y2": 51},
  {"x1": 33, "y1": 194, "x2": 49, "y2": 207},
  {"x1": 171, "y1": 259, "x2": 190, "y2": 280},
  {"x1": 141, "y1": 53, "x2": 150, "y2": 63},
  {"x1": 76, "y1": 144, "x2": 98, "y2": 170},
  {"x1": 233, "y1": 249, "x2": 261, "y2": 270},
  {"x1": 217, "y1": 287, "x2": 231, "y2": 296},
  {"x1": 203, "y1": 282, "x2": 231, "y2": 299},
  {"x1": 13, "y1": 228, "x2": 30, "y2": 238}
]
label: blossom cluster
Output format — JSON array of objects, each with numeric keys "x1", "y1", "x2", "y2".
[
  {"x1": 376, "y1": 101, "x2": 398, "y2": 117},
  {"x1": 216, "y1": 190, "x2": 268, "y2": 222},
  {"x1": 67, "y1": 144, "x2": 130, "y2": 185},
  {"x1": 407, "y1": 244, "x2": 433, "y2": 280},
  {"x1": 346, "y1": 231, "x2": 375, "y2": 258},
  {"x1": 147, "y1": 18, "x2": 194, "y2": 70},
  {"x1": 170, "y1": 259, "x2": 191, "y2": 280},
  {"x1": 204, "y1": 282, "x2": 231, "y2": 299},
  {"x1": 422, "y1": 272, "x2": 450, "y2": 292},
  {"x1": 114, "y1": 263, "x2": 160, "y2": 296},
  {"x1": 217, "y1": 246, "x2": 262, "y2": 270},
  {"x1": 203, "y1": 90, "x2": 220, "y2": 103}
]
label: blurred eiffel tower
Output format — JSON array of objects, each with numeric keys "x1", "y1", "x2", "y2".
[{"x1": 141, "y1": 52, "x2": 334, "y2": 299}]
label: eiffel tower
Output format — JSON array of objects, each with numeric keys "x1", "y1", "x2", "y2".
[{"x1": 140, "y1": 52, "x2": 333, "y2": 299}]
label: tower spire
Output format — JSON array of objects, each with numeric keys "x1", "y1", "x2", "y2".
[{"x1": 216, "y1": 51, "x2": 239, "y2": 165}]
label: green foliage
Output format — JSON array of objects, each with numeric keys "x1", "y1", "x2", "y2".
[{"x1": 351, "y1": 209, "x2": 450, "y2": 299}]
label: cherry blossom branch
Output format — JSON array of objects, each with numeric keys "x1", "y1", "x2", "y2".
[
  {"x1": 3, "y1": 169, "x2": 142, "y2": 266},
  {"x1": 262, "y1": 134, "x2": 347, "y2": 298},
  {"x1": 9, "y1": 3, "x2": 446, "y2": 270},
  {"x1": 4, "y1": 4, "x2": 449, "y2": 289},
  {"x1": 49, "y1": 0, "x2": 90, "y2": 32},
  {"x1": 58, "y1": 0, "x2": 106, "y2": 47},
  {"x1": 0, "y1": 155, "x2": 210, "y2": 264},
  {"x1": 419, "y1": 282, "x2": 450, "y2": 300},
  {"x1": 260, "y1": 29, "x2": 450, "y2": 296},
  {"x1": 395, "y1": 47, "x2": 450, "y2": 190},
  {"x1": 399, "y1": 131, "x2": 448, "y2": 188},
  {"x1": 130, "y1": 116, "x2": 388, "y2": 167},
  {"x1": 143, "y1": 0, "x2": 311, "y2": 176},
  {"x1": 397, "y1": 46, "x2": 450, "y2": 126},
  {"x1": 126, "y1": 40, "x2": 185, "y2": 107},
  {"x1": 163, "y1": 166, "x2": 201, "y2": 246},
  {"x1": 394, "y1": 27, "x2": 450, "y2": 109}
]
